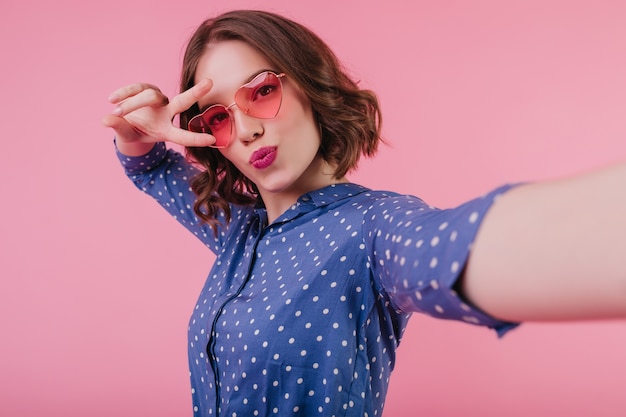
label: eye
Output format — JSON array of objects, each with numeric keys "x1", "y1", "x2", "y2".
[
  {"x1": 252, "y1": 83, "x2": 278, "y2": 101},
  {"x1": 207, "y1": 110, "x2": 230, "y2": 127}
]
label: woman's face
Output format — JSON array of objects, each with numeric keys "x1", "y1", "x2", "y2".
[{"x1": 194, "y1": 40, "x2": 339, "y2": 209}]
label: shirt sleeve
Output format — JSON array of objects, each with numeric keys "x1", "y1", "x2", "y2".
[
  {"x1": 115, "y1": 141, "x2": 230, "y2": 253},
  {"x1": 364, "y1": 184, "x2": 521, "y2": 337}
]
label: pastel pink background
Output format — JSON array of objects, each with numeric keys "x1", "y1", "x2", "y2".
[{"x1": 1, "y1": 1, "x2": 625, "y2": 416}]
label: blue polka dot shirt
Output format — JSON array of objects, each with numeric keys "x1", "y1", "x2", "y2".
[{"x1": 118, "y1": 142, "x2": 518, "y2": 417}]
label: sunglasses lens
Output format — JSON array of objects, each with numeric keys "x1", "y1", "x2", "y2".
[
  {"x1": 187, "y1": 72, "x2": 283, "y2": 148},
  {"x1": 188, "y1": 105, "x2": 232, "y2": 148},
  {"x1": 235, "y1": 72, "x2": 283, "y2": 118}
]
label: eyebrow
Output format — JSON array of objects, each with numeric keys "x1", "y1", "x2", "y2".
[{"x1": 198, "y1": 68, "x2": 277, "y2": 112}]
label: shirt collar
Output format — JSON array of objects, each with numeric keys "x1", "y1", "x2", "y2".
[
  {"x1": 299, "y1": 183, "x2": 370, "y2": 207},
  {"x1": 254, "y1": 183, "x2": 371, "y2": 225}
]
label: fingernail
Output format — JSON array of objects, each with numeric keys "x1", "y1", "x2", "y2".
[
  {"x1": 112, "y1": 107, "x2": 122, "y2": 116},
  {"x1": 108, "y1": 93, "x2": 118, "y2": 102}
]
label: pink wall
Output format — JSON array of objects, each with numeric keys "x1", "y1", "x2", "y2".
[{"x1": 1, "y1": 1, "x2": 625, "y2": 416}]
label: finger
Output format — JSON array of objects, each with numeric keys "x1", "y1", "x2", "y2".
[
  {"x1": 102, "y1": 114, "x2": 145, "y2": 140},
  {"x1": 108, "y1": 83, "x2": 163, "y2": 104},
  {"x1": 112, "y1": 88, "x2": 170, "y2": 117},
  {"x1": 164, "y1": 124, "x2": 216, "y2": 148},
  {"x1": 101, "y1": 113, "x2": 118, "y2": 128},
  {"x1": 167, "y1": 79, "x2": 213, "y2": 115}
]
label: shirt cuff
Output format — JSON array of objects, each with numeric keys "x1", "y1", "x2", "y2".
[{"x1": 114, "y1": 140, "x2": 168, "y2": 175}]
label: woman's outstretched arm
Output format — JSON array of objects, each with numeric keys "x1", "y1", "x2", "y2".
[{"x1": 463, "y1": 160, "x2": 626, "y2": 323}]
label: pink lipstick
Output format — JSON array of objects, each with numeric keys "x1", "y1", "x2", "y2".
[{"x1": 250, "y1": 146, "x2": 277, "y2": 169}]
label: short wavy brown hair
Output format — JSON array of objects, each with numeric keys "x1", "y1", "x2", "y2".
[{"x1": 180, "y1": 10, "x2": 383, "y2": 233}]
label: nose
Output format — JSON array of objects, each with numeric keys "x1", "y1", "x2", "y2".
[{"x1": 231, "y1": 106, "x2": 263, "y2": 144}]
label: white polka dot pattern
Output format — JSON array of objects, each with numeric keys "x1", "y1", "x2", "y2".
[{"x1": 117, "y1": 142, "x2": 518, "y2": 417}]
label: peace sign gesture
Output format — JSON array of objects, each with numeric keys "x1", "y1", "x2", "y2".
[{"x1": 103, "y1": 79, "x2": 215, "y2": 155}]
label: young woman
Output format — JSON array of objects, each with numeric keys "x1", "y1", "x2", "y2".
[{"x1": 103, "y1": 10, "x2": 626, "y2": 417}]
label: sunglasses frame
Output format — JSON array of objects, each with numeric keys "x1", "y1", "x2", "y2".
[{"x1": 188, "y1": 71, "x2": 286, "y2": 148}]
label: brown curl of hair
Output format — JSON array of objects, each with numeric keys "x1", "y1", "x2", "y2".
[{"x1": 179, "y1": 10, "x2": 383, "y2": 234}]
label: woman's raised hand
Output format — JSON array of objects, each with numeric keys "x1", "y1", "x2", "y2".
[{"x1": 103, "y1": 80, "x2": 215, "y2": 155}]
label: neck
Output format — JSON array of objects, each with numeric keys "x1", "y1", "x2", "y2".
[{"x1": 259, "y1": 160, "x2": 348, "y2": 224}]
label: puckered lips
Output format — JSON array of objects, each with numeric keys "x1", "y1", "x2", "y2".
[{"x1": 249, "y1": 146, "x2": 278, "y2": 169}]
